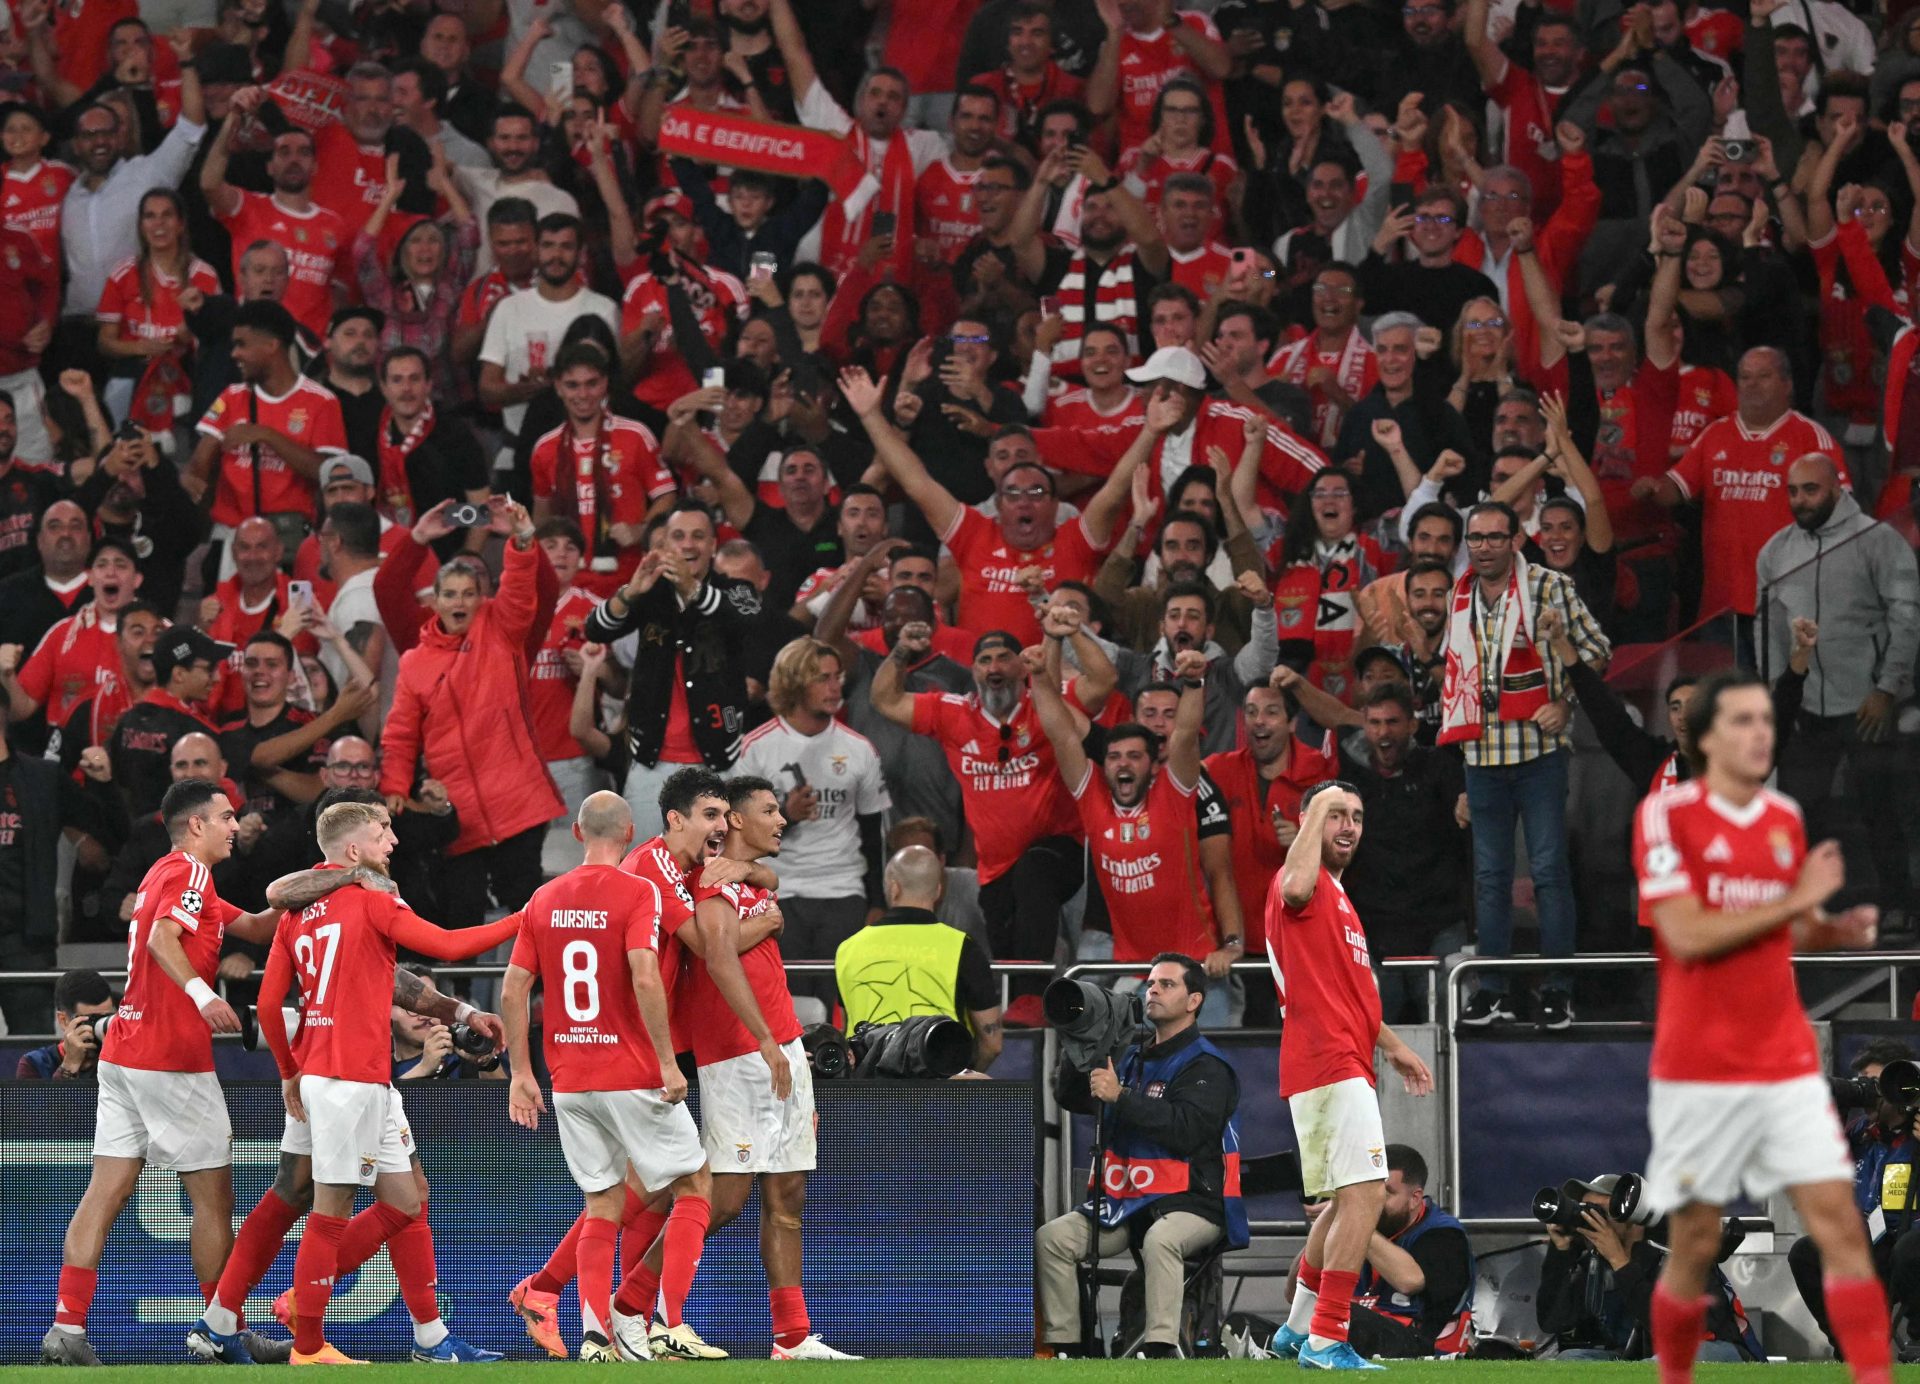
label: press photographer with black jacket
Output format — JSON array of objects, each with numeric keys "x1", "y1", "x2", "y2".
[{"x1": 1034, "y1": 954, "x2": 1246, "y2": 1359}]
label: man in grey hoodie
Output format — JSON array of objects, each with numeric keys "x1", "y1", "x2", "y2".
[{"x1": 1756, "y1": 454, "x2": 1920, "y2": 920}]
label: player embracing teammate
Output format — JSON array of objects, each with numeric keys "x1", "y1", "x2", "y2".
[{"x1": 1634, "y1": 671, "x2": 1890, "y2": 1384}]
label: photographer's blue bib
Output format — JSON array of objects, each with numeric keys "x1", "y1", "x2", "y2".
[
  {"x1": 1356, "y1": 1197, "x2": 1476, "y2": 1356},
  {"x1": 1088, "y1": 1034, "x2": 1249, "y2": 1250}
]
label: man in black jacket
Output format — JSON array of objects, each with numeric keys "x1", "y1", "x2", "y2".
[
  {"x1": 583, "y1": 499, "x2": 761, "y2": 841},
  {"x1": 1035, "y1": 955, "x2": 1244, "y2": 1359}
]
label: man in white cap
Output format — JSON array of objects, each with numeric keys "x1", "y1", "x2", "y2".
[{"x1": 1034, "y1": 344, "x2": 1327, "y2": 516}]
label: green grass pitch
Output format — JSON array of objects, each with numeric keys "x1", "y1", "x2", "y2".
[{"x1": 5, "y1": 1365, "x2": 1920, "y2": 1381}]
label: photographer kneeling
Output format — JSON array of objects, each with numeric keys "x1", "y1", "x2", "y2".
[
  {"x1": 1035, "y1": 954, "x2": 1246, "y2": 1359},
  {"x1": 1538, "y1": 1174, "x2": 1756, "y2": 1361},
  {"x1": 1789, "y1": 1038, "x2": 1920, "y2": 1353}
]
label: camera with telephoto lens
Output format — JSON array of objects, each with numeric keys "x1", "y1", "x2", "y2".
[
  {"x1": 1045, "y1": 978, "x2": 1148, "y2": 1073},
  {"x1": 801, "y1": 1022, "x2": 853, "y2": 1079},
  {"x1": 1832, "y1": 1058, "x2": 1920, "y2": 1114},
  {"x1": 448, "y1": 1022, "x2": 500, "y2": 1072},
  {"x1": 1533, "y1": 1180, "x2": 1604, "y2": 1231},
  {"x1": 848, "y1": 1015, "x2": 972, "y2": 1078}
]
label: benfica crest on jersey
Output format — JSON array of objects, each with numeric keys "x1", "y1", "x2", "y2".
[
  {"x1": 1770, "y1": 828, "x2": 1795, "y2": 869},
  {"x1": 287, "y1": 409, "x2": 308, "y2": 436}
]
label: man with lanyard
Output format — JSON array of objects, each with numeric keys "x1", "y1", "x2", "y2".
[
  {"x1": 1035, "y1": 953, "x2": 1246, "y2": 1359},
  {"x1": 1348, "y1": 1144, "x2": 1475, "y2": 1358}
]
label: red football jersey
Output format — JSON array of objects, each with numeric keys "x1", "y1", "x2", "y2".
[
  {"x1": 528, "y1": 415, "x2": 674, "y2": 593},
  {"x1": 909, "y1": 689, "x2": 1082, "y2": 886},
  {"x1": 511, "y1": 862, "x2": 670, "y2": 1090},
  {"x1": 1634, "y1": 780, "x2": 1821, "y2": 1083},
  {"x1": 1266, "y1": 333, "x2": 1380, "y2": 450},
  {"x1": 1042, "y1": 386, "x2": 1148, "y2": 448},
  {"x1": 98, "y1": 256, "x2": 222, "y2": 345},
  {"x1": 311, "y1": 124, "x2": 389, "y2": 239},
  {"x1": 1166, "y1": 241, "x2": 1234, "y2": 300},
  {"x1": 273, "y1": 873, "x2": 418, "y2": 1084},
  {"x1": 621, "y1": 262, "x2": 747, "y2": 411},
  {"x1": 1265, "y1": 865, "x2": 1381, "y2": 1098},
  {"x1": 1667, "y1": 410, "x2": 1845, "y2": 617},
  {"x1": 197, "y1": 377, "x2": 347, "y2": 529},
  {"x1": 215, "y1": 193, "x2": 347, "y2": 338},
  {"x1": 1668, "y1": 364, "x2": 1737, "y2": 455},
  {"x1": 1117, "y1": 146, "x2": 1236, "y2": 231},
  {"x1": 940, "y1": 505, "x2": 1108, "y2": 645},
  {"x1": 1114, "y1": 13, "x2": 1223, "y2": 156},
  {"x1": 620, "y1": 835, "x2": 701, "y2": 1050},
  {"x1": 682, "y1": 876, "x2": 802, "y2": 1066},
  {"x1": 1203, "y1": 737, "x2": 1339, "y2": 961},
  {"x1": 19, "y1": 607, "x2": 119, "y2": 726},
  {"x1": 1071, "y1": 766, "x2": 1214, "y2": 962},
  {"x1": 528, "y1": 586, "x2": 601, "y2": 761},
  {"x1": 102, "y1": 851, "x2": 242, "y2": 1074},
  {"x1": 914, "y1": 158, "x2": 984, "y2": 264},
  {"x1": 1, "y1": 160, "x2": 75, "y2": 266},
  {"x1": 1485, "y1": 59, "x2": 1569, "y2": 213}
]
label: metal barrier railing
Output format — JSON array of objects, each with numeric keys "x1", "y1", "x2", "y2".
[{"x1": 1440, "y1": 951, "x2": 1920, "y2": 1217}]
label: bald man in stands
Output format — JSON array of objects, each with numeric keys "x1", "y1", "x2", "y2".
[{"x1": 834, "y1": 846, "x2": 1004, "y2": 1073}]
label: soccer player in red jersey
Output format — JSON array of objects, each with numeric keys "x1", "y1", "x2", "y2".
[
  {"x1": 1633, "y1": 671, "x2": 1888, "y2": 1384},
  {"x1": 680, "y1": 776, "x2": 859, "y2": 1360},
  {"x1": 1265, "y1": 781, "x2": 1433, "y2": 1369},
  {"x1": 511, "y1": 766, "x2": 780, "y2": 1362},
  {"x1": 254, "y1": 800, "x2": 520, "y2": 1364},
  {"x1": 42, "y1": 780, "x2": 286, "y2": 1367},
  {"x1": 503, "y1": 792, "x2": 716, "y2": 1362},
  {"x1": 1032, "y1": 636, "x2": 1221, "y2": 971}
]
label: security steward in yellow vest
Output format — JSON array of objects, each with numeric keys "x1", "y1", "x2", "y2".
[{"x1": 835, "y1": 845, "x2": 1005, "y2": 1071}]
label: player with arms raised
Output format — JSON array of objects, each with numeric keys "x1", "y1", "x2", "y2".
[
  {"x1": 1266, "y1": 781, "x2": 1433, "y2": 1371},
  {"x1": 502, "y1": 791, "x2": 715, "y2": 1362},
  {"x1": 43, "y1": 780, "x2": 287, "y2": 1367},
  {"x1": 1634, "y1": 671, "x2": 1888, "y2": 1384},
  {"x1": 254, "y1": 801, "x2": 520, "y2": 1364}
]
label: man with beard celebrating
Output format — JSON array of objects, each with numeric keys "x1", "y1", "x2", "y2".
[
  {"x1": 1107, "y1": 569, "x2": 1278, "y2": 756},
  {"x1": 1265, "y1": 780, "x2": 1433, "y2": 1368},
  {"x1": 872, "y1": 620, "x2": 1085, "y2": 1013},
  {"x1": 1032, "y1": 636, "x2": 1233, "y2": 1019}
]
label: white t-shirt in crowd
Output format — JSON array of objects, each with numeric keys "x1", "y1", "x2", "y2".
[
  {"x1": 735, "y1": 715, "x2": 890, "y2": 900},
  {"x1": 478, "y1": 285, "x2": 619, "y2": 438}
]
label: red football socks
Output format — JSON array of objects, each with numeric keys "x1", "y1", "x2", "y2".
[
  {"x1": 388, "y1": 1211, "x2": 442, "y2": 1330},
  {"x1": 291, "y1": 1212, "x2": 347, "y2": 1355},
  {"x1": 622, "y1": 1191, "x2": 669, "y2": 1279},
  {"x1": 530, "y1": 1212, "x2": 584, "y2": 1295},
  {"x1": 1826, "y1": 1275, "x2": 1894, "y2": 1384},
  {"x1": 770, "y1": 1286, "x2": 811, "y2": 1351},
  {"x1": 1299, "y1": 1258, "x2": 1323, "y2": 1294},
  {"x1": 215, "y1": 1188, "x2": 300, "y2": 1317},
  {"x1": 656, "y1": 1196, "x2": 710, "y2": 1328},
  {"x1": 1651, "y1": 1279, "x2": 1708, "y2": 1384},
  {"x1": 53, "y1": 1266, "x2": 97, "y2": 1331},
  {"x1": 576, "y1": 1218, "x2": 618, "y2": 1339},
  {"x1": 1308, "y1": 1268, "x2": 1358, "y2": 1344},
  {"x1": 333, "y1": 1205, "x2": 389, "y2": 1278}
]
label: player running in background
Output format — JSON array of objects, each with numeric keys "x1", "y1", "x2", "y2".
[
  {"x1": 677, "y1": 775, "x2": 859, "y2": 1360},
  {"x1": 253, "y1": 801, "x2": 520, "y2": 1364},
  {"x1": 509, "y1": 766, "x2": 778, "y2": 1362},
  {"x1": 44, "y1": 780, "x2": 288, "y2": 1367},
  {"x1": 1267, "y1": 781, "x2": 1433, "y2": 1371},
  {"x1": 502, "y1": 791, "x2": 715, "y2": 1362},
  {"x1": 1634, "y1": 671, "x2": 1888, "y2": 1384}
]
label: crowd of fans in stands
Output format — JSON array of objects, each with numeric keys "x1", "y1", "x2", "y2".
[{"x1": 0, "y1": 0, "x2": 1917, "y2": 1041}]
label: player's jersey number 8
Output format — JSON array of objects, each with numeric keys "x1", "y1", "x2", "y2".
[{"x1": 562, "y1": 940, "x2": 600, "y2": 1022}]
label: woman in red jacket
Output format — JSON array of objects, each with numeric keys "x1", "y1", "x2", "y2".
[{"x1": 379, "y1": 496, "x2": 564, "y2": 926}]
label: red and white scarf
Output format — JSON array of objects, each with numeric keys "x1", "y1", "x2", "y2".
[
  {"x1": 1270, "y1": 328, "x2": 1370, "y2": 448},
  {"x1": 819, "y1": 122, "x2": 916, "y2": 281},
  {"x1": 376, "y1": 405, "x2": 433, "y2": 525},
  {"x1": 1051, "y1": 246, "x2": 1140, "y2": 378},
  {"x1": 1438, "y1": 556, "x2": 1550, "y2": 746}
]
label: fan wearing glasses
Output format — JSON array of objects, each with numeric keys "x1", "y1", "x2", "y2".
[{"x1": 1364, "y1": 187, "x2": 1500, "y2": 369}]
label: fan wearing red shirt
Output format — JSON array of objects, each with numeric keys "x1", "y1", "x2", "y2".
[
  {"x1": 9, "y1": 539, "x2": 144, "y2": 730},
  {"x1": 1034, "y1": 639, "x2": 1225, "y2": 969},
  {"x1": 501, "y1": 792, "x2": 712, "y2": 1363},
  {"x1": 843, "y1": 364, "x2": 1143, "y2": 645},
  {"x1": 529, "y1": 521, "x2": 607, "y2": 824},
  {"x1": 1088, "y1": 3, "x2": 1232, "y2": 159},
  {"x1": 1464, "y1": 0, "x2": 1581, "y2": 214},
  {"x1": 1630, "y1": 671, "x2": 1887, "y2": 1384},
  {"x1": 1263, "y1": 781, "x2": 1433, "y2": 1366},
  {"x1": 202, "y1": 102, "x2": 348, "y2": 340},
  {"x1": 1160, "y1": 173, "x2": 1233, "y2": 299},
  {"x1": 1641, "y1": 346, "x2": 1845, "y2": 618},
  {"x1": 913, "y1": 88, "x2": 1001, "y2": 265},
  {"x1": 257, "y1": 800, "x2": 520, "y2": 1365},
  {"x1": 43, "y1": 781, "x2": 284, "y2": 1367},
  {"x1": 529, "y1": 344, "x2": 675, "y2": 597},
  {"x1": 311, "y1": 67, "x2": 405, "y2": 239},
  {"x1": 184, "y1": 301, "x2": 348, "y2": 536},
  {"x1": 0, "y1": 107, "x2": 76, "y2": 268},
  {"x1": 871, "y1": 623, "x2": 1090, "y2": 988},
  {"x1": 677, "y1": 777, "x2": 858, "y2": 1360},
  {"x1": 620, "y1": 191, "x2": 747, "y2": 412},
  {"x1": 973, "y1": 3, "x2": 1086, "y2": 149}
]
